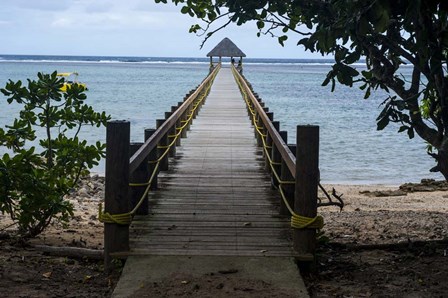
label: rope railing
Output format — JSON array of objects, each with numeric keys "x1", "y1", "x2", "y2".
[{"x1": 231, "y1": 66, "x2": 324, "y2": 231}]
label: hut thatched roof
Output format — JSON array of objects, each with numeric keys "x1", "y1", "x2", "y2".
[{"x1": 207, "y1": 38, "x2": 246, "y2": 57}]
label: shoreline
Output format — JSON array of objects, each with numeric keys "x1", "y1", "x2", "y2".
[
  {"x1": 1, "y1": 176, "x2": 446, "y2": 248},
  {"x1": 87, "y1": 171, "x2": 439, "y2": 188}
]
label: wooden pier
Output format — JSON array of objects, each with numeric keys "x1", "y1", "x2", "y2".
[
  {"x1": 101, "y1": 62, "x2": 322, "y2": 273},
  {"x1": 129, "y1": 67, "x2": 293, "y2": 256}
]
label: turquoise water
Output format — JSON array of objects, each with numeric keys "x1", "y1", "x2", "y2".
[{"x1": 0, "y1": 56, "x2": 442, "y2": 184}]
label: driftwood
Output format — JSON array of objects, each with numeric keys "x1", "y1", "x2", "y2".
[
  {"x1": 318, "y1": 185, "x2": 344, "y2": 211},
  {"x1": 359, "y1": 189, "x2": 407, "y2": 197},
  {"x1": 34, "y1": 245, "x2": 103, "y2": 260}
]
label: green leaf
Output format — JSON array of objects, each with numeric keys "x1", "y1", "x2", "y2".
[
  {"x1": 407, "y1": 127, "x2": 415, "y2": 139},
  {"x1": 364, "y1": 86, "x2": 371, "y2": 99},
  {"x1": 398, "y1": 126, "x2": 408, "y2": 133},
  {"x1": 278, "y1": 35, "x2": 288, "y2": 47},
  {"x1": 376, "y1": 113, "x2": 390, "y2": 130},
  {"x1": 358, "y1": 17, "x2": 370, "y2": 35},
  {"x1": 181, "y1": 6, "x2": 189, "y2": 14},
  {"x1": 322, "y1": 76, "x2": 331, "y2": 87}
]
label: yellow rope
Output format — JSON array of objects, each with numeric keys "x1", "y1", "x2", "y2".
[
  {"x1": 279, "y1": 186, "x2": 324, "y2": 229},
  {"x1": 98, "y1": 204, "x2": 133, "y2": 225}
]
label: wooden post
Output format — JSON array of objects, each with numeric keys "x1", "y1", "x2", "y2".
[
  {"x1": 165, "y1": 111, "x2": 176, "y2": 157},
  {"x1": 172, "y1": 106, "x2": 181, "y2": 146},
  {"x1": 179, "y1": 101, "x2": 189, "y2": 138},
  {"x1": 246, "y1": 102, "x2": 253, "y2": 117},
  {"x1": 255, "y1": 112, "x2": 264, "y2": 147},
  {"x1": 128, "y1": 142, "x2": 149, "y2": 215},
  {"x1": 145, "y1": 129, "x2": 158, "y2": 190},
  {"x1": 271, "y1": 127, "x2": 283, "y2": 189},
  {"x1": 156, "y1": 119, "x2": 169, "y2": 171},
  {"x1": 280, "y1": 144, "x2": 296, "y2": 216},
  {"x1": 104, "y1": 120, "x2": 130, "y2": 271},
  {"x1": 186, "y1": 102, "x2": 193, "y2": 131},
  {"x1": 192, "y1": 95, "x2": 200, "y2": 119},
  {"x1": 294, "y1": 125, "x2": 319, "y2": 261},
  {"x1": 265, "y1": 112, "x2": 274, "y2": 172}
]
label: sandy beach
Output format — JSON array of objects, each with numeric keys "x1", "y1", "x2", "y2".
[{"x1": 1, "y1": 177, "x2": 447, "y2": 297}]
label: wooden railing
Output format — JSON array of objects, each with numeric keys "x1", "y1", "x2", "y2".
[
  {"x1": 231, "y1": 65, "x2": 321, "y2": 262},
  {"x1": 102, "y1": 64, "x2": 221, "y2": 269}
]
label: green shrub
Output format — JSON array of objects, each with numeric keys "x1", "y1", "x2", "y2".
[{"x1": 0, "y1": 71, "x2": 110, "y2": 237}]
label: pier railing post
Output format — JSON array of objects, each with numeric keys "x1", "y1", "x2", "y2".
[
  {"x1": 172, "y1": 106, "x2": 182, "y2": 146},
  {"x1": 104, "y1": 120, "x2": 130, "y2": 271},
  {"x1": 192, "y1": 94, "x2": 200, "y2": 119},
  {"x1": 178, "y1": 101, "x2": 188, "y2": 138},
  {"x1": 265, "y1": 112, "x2": 274, "y2": 172},
  {"x1": 129, "y1": 142, "x2": 149, "y2": 215},
  {"x1": 186, "y1": 101, "x2": 193, "y2": 131},
  {"x1": 165, "y1": 111, "x2": 176, "y2": 157},
  {"x1": 145, "y1": 128, "x2": 158, "y2": 190},
  {"x1": 280, "y1": 144, "x2": 296, "y2": 216},
  {"x1": 156, "y1": 119, "x2": 169, "y2": 171},
  {"x1": 271, "y1": 128, "x2": 284, "y2": 190},
  {"x1": 294, "y1": 125, "x2": 319, "y2": 261}
]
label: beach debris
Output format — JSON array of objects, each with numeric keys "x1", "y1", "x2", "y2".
[
  {"x1": 42, "y1": 271, "x2": 52, "y2": 279},
  {"x1": 318, "y1": 186, "x2": 344, "y2": 211},
  {"x1": 360, "y1": 190, "x2": 407, "y2": 197},
  {"x1": 399, "y1": 179, "x2": 448, "y2": 193},
  {"x1": 218, "y1": 269, "x2": 238, "y2": 274}
]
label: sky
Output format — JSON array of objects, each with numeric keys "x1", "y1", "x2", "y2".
[{"x1": 0, "y1": 0, "x2": 326, "y2": 59}]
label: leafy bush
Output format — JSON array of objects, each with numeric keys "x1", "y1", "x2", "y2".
[{"x1": 0, "y1": 71, "x2": 110, "y2": 237}]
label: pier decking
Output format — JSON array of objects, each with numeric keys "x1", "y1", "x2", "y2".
[{"x1": 129, "y1": 67, "x2": 293, "y2": 256}]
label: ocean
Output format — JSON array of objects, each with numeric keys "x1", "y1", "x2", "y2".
[{"x1": 0, "y1": 54, "x2": 442, "y2": 184}]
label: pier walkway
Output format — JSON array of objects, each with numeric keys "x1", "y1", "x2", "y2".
[
  {"x1": 105, "y1": 65, "x2": 322, "y2": 297},
  {"x1": 129, "y1": 67, "x2": 293, "y2": 257},
  {"x1": 107, "y1": 65, "x2": 316, "y2": 297}
]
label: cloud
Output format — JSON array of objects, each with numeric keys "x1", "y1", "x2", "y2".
[
  {"x1": 3, "y1": 0, "x2": 74, "y2": 11},
  {"x1": 50, "y1": 11, "x2": 178, "y2": 30},
  {"x1": 84, "y1": 1, "x2": 113, "y2": 14},
  {"x1": 0, "y1": 20, "x2": 12, "y2": 26}
]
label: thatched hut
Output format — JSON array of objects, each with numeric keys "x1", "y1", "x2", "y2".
[{"x1": 207, "y1": 37, "x2": 246, "y2": 68}]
